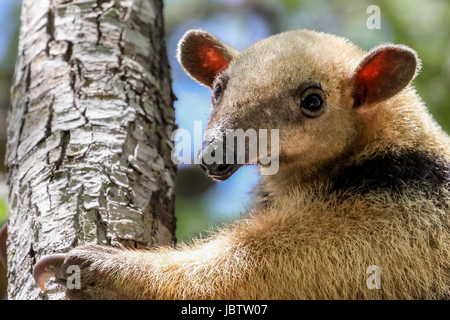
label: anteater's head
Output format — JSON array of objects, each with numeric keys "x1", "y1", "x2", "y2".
[{"x1": 177, "y1": 29, "x2": 421, "y2": 182}]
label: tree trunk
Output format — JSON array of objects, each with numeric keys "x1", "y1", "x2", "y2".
[{"x1": 5, "y1": 0, "x2": 176, "y2": 300}]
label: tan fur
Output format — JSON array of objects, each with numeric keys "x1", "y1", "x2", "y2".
[
  {"x1": 69, "y1": 183, "x2": 450, "y2": 299},
  {"x1": 49, "y1": 30, "x2": 450, "y2": 300}
]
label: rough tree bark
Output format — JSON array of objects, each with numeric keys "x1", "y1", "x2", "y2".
[{"x1": 5, "y1": 0, "x2": 176, "y2": 300}]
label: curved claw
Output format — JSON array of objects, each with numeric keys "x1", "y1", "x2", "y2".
[
  {"x1": 33, "y1": 254, "x2": 67, "y2": 292},
  {"x1": 0, "y1": 223, "x2": 7, "y2": 269}
]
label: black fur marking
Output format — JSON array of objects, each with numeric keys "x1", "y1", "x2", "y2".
[{"x1": 332, "y1": 150, "x2": 450, "y2": 193}]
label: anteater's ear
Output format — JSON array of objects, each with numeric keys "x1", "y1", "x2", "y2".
[
  {"x1": 351, "y1": 44, "x2": 421, "y2": 112},
  {"x1": 177, "y1": 29, "x2": 239, "y2": 89}
]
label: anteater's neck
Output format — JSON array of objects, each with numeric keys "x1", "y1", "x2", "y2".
[{"x1": 259, "y1": 148, "x2": 450, "y2": 205}]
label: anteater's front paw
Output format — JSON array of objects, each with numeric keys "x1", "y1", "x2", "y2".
[{"x1": 34, "y1": 245, "x2": 123, "y2": 300}]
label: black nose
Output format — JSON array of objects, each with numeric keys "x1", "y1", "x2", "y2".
[
  {"x1": 198, "y1": 139, "x2": 241, "y2": 181},
  {"x1": 200, "y1": 163, "x2": 234, "y2": 177}
]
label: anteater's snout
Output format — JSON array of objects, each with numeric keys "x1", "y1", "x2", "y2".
[
  {"x1": 198, "y1": 139, "x2": 241, "y2": 181},
  {"x1": 199, "y1": 162, "x2": 236, "y2": 181}
]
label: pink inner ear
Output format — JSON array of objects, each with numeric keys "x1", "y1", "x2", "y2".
[
  {"x1": 357, "y1": 50, "x2": 388, "y2": 83},
  {"x1": 198, "y1": 45, "x2": 229, "y2": 78},
  {"x1": 352, "y1": 47, "x2": 414, "y2": 108}
]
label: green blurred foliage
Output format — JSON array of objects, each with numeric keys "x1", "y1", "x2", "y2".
[
  {"x1": 175, "y1": 198, "x2": 210, "y2": 242},
  {"x1": 280, "y1": 0, "x2": 302, "y2": 12},
  {"x1": 0, "y1": 199, "x2": 6, "y2": 225}
]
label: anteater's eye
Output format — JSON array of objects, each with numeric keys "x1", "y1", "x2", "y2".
[
  {"x1": 213, "y1": 84, "x2": 223, "y2": 102},
  {"x1": 300, "y1": 87, "x2": 326, "y2": 117},
  {"x1": 302, "y1": 94, "x2": 322, "y2": 111}
]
